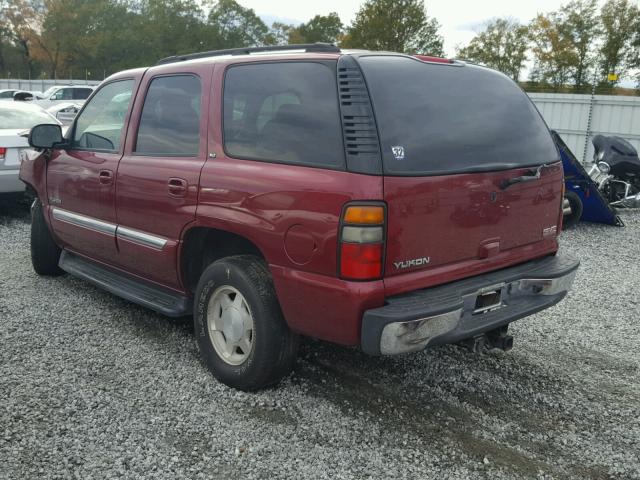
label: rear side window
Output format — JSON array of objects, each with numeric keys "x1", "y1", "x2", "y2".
[
  {"x1": 358, "y1": 56, "x2": 558, "y2": 176},
  {"x1": 136, "y1": 75, "x2": 201, "y2": 156},
  {"x1": 223, "y1": 62, "x2": 344, "y2": 169},
  {"x1": 73, "y1": 88, "x2": 92, "y2": 100}
]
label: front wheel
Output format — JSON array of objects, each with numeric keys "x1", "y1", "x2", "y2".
[
  {"x1": 193, "y1": 255, "x2": 298, "y2": 391},
  {"x1": 30, "y1": 200, "x2": 63, "y2": 276}
]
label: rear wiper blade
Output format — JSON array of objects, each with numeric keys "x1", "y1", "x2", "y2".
[{"x1": 499, "y1": 163, "x2": 553, "y2": 190}]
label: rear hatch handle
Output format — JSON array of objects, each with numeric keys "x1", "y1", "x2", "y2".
[{"x1": 500, "y1": 163, "x2": 553, "y2": 190}]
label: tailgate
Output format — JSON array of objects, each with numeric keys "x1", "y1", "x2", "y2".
[
  {"x1": 384, "y1": 164, "x2": 563, "y2": 278},
  {"x1": 355, "y1": 55, "x2": 563, "y2": 292}
]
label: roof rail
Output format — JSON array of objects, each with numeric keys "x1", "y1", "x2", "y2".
[{"x1": 157, "y1": 43, "x2": 341, "y2": 65}]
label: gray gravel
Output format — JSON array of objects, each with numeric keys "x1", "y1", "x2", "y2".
[{"x1": 1, "y1": 199, "x2": 639, "y2": 480}]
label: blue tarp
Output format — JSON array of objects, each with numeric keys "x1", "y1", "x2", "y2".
[{"x1": 552, "y1": 131, "x2": 623, "y2": 227}]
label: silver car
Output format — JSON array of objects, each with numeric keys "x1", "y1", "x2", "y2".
[
  {"x1": 46, "y1": 101, "x2": 84, "y2": 125},
  {"x1": 0, "y1": 102, "x2": 61, "y2": 194},
  {"x1": 33, "y1": 85, "x2": 94, "y2": 108}
]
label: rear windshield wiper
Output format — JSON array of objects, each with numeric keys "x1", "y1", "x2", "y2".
[{"x1": 499, "y1": 163, "x2": 553, "y2": 190}]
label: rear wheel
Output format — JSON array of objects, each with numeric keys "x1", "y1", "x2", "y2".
[
  {"x1": 563, "y1": 191, "x2": 583, "y2": 229},
  {"x1": 30, "y1": 200, "x2": 63, "y2": 276},
  {"x1": 193, "y1": 255, "x2": 298, "y2": 390}
]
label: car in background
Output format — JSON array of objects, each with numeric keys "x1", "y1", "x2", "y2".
[
  {"x1": 0, "y1": 89, "x2": 19, "y2": 101},
  {"x1": 33, "y1": 85, "x2": 94, "y2": 108},
  {"x1": 46, "y1": 102, "x2": 84, "y2": 126},
  {"x1": 1, "y1": 102, "x2": 61, "y2": 194},
  {"x1": 0, "y1": 89, "x2": 43, "y2": 101}
]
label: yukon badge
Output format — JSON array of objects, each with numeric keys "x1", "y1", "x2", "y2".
[{"x1": 394, "y1": 257, "x2": 430, "y2": 270}]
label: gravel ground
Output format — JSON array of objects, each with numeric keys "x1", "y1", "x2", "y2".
[{"x1": 1, "y1": 198, "x2": 639, "y2": 480}]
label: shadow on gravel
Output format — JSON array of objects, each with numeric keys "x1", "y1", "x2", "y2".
[
  {"x1": 294, "y1": 340, "x2": 613, "y2": 480},
  {"x1": 0, "y1": 193, "x2": 30, "y2": 224}
]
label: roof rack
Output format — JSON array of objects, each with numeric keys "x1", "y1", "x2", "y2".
[{"x1": 157, "y1": 43, "x2": 341, "y2": 65}]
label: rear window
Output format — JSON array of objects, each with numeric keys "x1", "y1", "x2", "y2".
[
  {"x1": 223, "y1": 62, "x2": 344, "y2": 169},
  {"x1": 358, "y1": 56, "x2": 558, "y2": 176}
]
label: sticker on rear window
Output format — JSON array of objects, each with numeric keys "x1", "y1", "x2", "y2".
[{"x1": 391, "y1": 146, "x2": 405, "y2": 160}]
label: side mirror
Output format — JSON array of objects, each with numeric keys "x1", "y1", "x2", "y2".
[{"x1": 28, "y1": 124, "x2": 63, "y2": 149}]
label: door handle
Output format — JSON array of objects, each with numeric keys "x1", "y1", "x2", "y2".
[
  {"x1": 99, "y1": 169, "x2": 113, "y2": 185},
  {"x1": 168, "y1": 177, "x2": 188, "y2": 197}
]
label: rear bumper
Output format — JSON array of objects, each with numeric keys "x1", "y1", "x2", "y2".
[
  {"x1": 0, "y1": 169, "x2": 25, "y2": 193},
  {"x1": 361, "y1": 254, "x2": 579, "y2": 355}
]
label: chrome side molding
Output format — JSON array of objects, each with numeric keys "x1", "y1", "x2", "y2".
[
  {"x1": 52, "y1": 207, "x2": 116, "y2": 235},
  {"x1": 116, "y1": 226, "x2": 167, "y2": 250},
  {"x1": 51, "y1": 207, "x2": 167, "y2": 250}
]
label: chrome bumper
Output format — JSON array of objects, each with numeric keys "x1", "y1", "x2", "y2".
[{"x1": 361, "y1": 255, "x2": 579, "y2": 356}]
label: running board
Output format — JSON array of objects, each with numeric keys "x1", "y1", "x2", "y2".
[{"x1": 59, "y1": 251, "x2": 192, "y2": 317}]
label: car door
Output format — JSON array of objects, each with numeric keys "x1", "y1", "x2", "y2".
[
  {"x1": 114, "y1": 65, "x2": 212, "y2": 289},
  {"x1": 46, "y1": 77, "x2": 139, "y2": 264}
]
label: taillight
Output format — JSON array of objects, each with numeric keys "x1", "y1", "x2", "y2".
[
  {"x1": 0, "y1": 147, "x2": 6, "y2": 159},
  {"x1": 339, "y1": 204, "x2": 385, "y2": 280}
]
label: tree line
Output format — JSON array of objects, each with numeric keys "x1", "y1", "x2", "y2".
[{"x1": 1, "y1": 0, "x2": 639, "y2": 93}]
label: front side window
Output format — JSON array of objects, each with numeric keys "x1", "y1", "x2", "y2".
[
  {"x1": 135, "y1": 75, "x2": 202, "y2": 156},
  {"x1": 223, "y1": 62, "x2": 344, "y2": 168},
  {"x1": 72, "y1": 79, "x2": 134, "y2": 152}
]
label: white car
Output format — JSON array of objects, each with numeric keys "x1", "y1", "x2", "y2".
[
  {"x1": 33, "y1": 85, "x2": 94, "y2": 108},
  {"x1": 46, "y1": 101, "x2": 84, "y2": 125},
  {"x1": 0, "y1": 102, "x2": 62, "y2": 194},
  {"x1": 0, "y1": 89, "x2": 43, "y2": 101}
]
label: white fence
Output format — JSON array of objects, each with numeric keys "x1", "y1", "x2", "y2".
[
  {"x1": 529, "y1": 93, "x2": 640, "y2": 164},
  {"x1": 0, "y1": 78, "x2": 101, "y2": 92}
]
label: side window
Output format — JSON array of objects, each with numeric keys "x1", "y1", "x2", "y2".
[
  {"x1": 74, "y1": 88, "x2": 92, "y2": 100},
  {"x1": 135, "y1": 75, "x2": 201, "y2": 156},
  {"x1": 223, "y1": 62, "x2": 344, "y2": 168},
  {"x1": 72, "y1": 79, "x2": 134, "y2": 152},
  {"x1": 0, "y1": 91, "x2": 14, "y2": 99}
]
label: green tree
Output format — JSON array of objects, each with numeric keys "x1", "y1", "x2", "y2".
[
  {"x1": 290, "y1": 13, "x2": 343, "y2": 44},
  {"x1": 342, "y1": 0, "x2": 443, "y2": 55},
  {"x1": 456, "y1": 18, "x2": 528, "y2": 81},
  {"x1": 598, "y1": 0, "x2": 639, "y2": 87},
  {"x1": 0, "y1": 0, "x2": 44, "y2": 77},
  {"x1": 267, "y1": 22, "x2": 293, "y2": 46},
  {"x1": 528, "y1": 13, "x2": 576, "y2": 89},
  {"x1": 207, "y1": 0, "x2": 270, "y2": 48},
  {"x1": 556, "y1": 0, "x2": 600, "y2": 90}
]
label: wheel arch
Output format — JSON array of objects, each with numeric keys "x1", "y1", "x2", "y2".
[{"x1": 180, "y1": 225, "x2": 268, "y2": 293}]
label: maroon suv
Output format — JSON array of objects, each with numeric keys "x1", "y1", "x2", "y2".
[{"x1": 20, "y1": 44, "x2": 578, "y2": 390}]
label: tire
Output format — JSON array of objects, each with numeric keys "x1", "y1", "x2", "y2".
[
  {"x1": 563, "y1": 191, "x2": 583, "y2": 229},
  {"x1": 193, "y1": 255, "x2": 298, "y2": 391},
  {"x1": 30, "y1": 200, "x2": 63, "y2": 276}
]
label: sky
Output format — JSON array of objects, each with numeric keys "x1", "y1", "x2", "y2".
[{"x1": 242, "y1": 0, "x2": 577, "y2": 57}]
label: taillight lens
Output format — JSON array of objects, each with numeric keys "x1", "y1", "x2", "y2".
[
  {"x1": 339, "y1": 204, "x2": 385, "y2": 280},
  {"x1": 0, "y1": 147, "x2": 6, "y2": 159}
]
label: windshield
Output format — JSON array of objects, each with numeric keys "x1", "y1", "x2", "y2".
[
  {"x1": 358, "y1": 56, "x2": 558, "y2": 176},
  {"x1": 41, "y1": 87, "x2": 59, "y2": 98},
  {"x1": 0, "y1": 106, "x2": 57, "y2": 129}
]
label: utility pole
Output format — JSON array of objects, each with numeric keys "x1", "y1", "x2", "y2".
[{"x1": 581, "y1": 72, "x2": 598, "y2": 164}]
